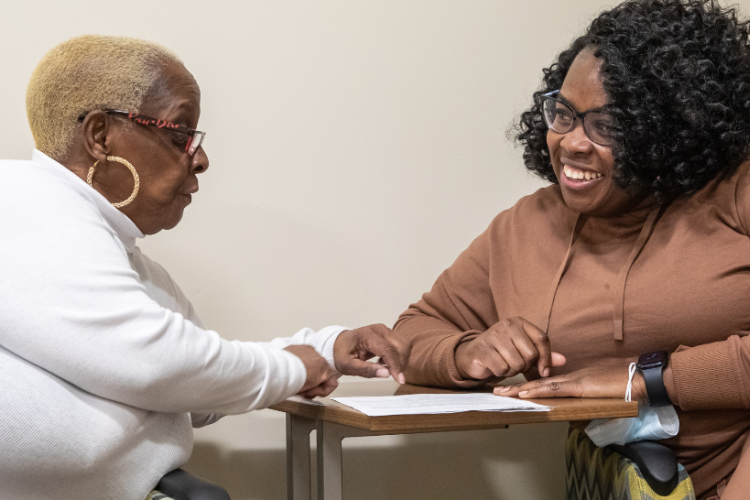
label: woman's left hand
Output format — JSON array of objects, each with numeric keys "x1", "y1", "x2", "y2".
[{"x1": 493, "y1": 358, "x2": 646, "y2": 401}]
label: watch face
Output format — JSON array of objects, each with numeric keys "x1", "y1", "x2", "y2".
[{"x1": 638, "y1": 351, "x2": 668, "y2": 370}]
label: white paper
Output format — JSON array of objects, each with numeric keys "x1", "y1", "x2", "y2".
[{"x1": 332, "y1": 393, "x2": 550, "y2": 417}]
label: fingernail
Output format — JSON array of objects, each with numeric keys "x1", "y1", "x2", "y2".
[
  {"x1": 542, "y1": 368, "x2": 549, "y2": 377},
  {"x1": 495, "y1": 386, "x2": 510, "y2": 392},
  {"x1": 519, "y1": 390, "x2": 528, "y2": 397},
  {"x1": 376, "y1": 368, "x2": 389, "y2": 378},
  {"x1": 397, "y1": 373, "x2": 406, "y2": 384}
]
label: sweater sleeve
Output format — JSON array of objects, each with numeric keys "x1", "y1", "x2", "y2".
[
  {"x1": 671, "y1": 162, "x2": 750, "y2": 410},
  {"x1": 0, "y1": 165, "x2": 306, "y2": 415},
  {"x1": 267, "y1": 325, "x2": 348, "y2": 370},
  {"x1": 670, "y1": 337, "x2": 750, "y2": 410},
  {"x1": 392, "y1": 223, "x2": 499, "y2": 388}
]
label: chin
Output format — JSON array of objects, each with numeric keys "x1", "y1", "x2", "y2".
[
  {"x1": 561, "y1": 194, "x2": 612, "y2": 217},
  {"x1": 163, "y1": 217, "x2": 183, "y2": 231},
  {"x1": 161, "y1": 210, "x2": 185, "y2": 231},
  {"x1": 560, "y1": 191, "x2": 594, "y2": 213}
]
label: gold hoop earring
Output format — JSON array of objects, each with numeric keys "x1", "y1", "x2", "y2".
[{"x1": 87, "y1": 156, "x2": 140, "y2": 208}]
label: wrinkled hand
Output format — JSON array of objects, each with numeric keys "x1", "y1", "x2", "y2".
[
  {"x1": 333, "y1": 324, "x2": 405, "y2": 384},
  {"x1": 494, "y1": 358, "x2": 646, "y2": 401},
  {"x1": 455, "y1": 317, "x2": 566, "y2": 380},
  {"x1": 284, "y1": 345, "x2": 340, "y2": 398}
]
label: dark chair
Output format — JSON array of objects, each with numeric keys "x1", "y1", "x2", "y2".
[
  {"x1": 147, "y1": 469, "x2": 230, "y2": 500},
  {"x1": 566, "y1": 428, "x2": 695, "y2": 500}
]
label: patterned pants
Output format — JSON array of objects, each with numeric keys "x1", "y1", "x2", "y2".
[{"x1": 566, "y1": 428, "x2": 696, "y2": 500}]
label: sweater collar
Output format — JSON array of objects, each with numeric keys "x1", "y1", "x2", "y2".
[
  {"x1": 31, "y1": 149, "x2": 144, "y2": 253},
  {"x1": 540, "y1": 203, "x2": 664, "y2": 342}
]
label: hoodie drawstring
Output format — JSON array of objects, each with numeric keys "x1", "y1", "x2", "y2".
[
  {"x1": 541, "y1": 214, "x2": 588, "y2": 333},
  {"x1": 611, "y1": 206, "x2": 661, "y2": 340},
  {"x1": 542, "y1": 206, "x2": 662, "y2": 341}
]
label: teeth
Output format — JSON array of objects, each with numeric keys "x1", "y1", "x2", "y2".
[{"x1": 564, "y1": 165, "x2": 602, "y2": 181}]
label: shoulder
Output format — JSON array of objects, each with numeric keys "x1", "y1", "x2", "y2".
[
  {"x1": 682, "y1": 160, "x2": 750, "y2": 235},
  {"x1": 486, "y1": 184, "x2": 576, "y2": 241},
  {"x1": 0, "y1": 158, "x2": 74, "y2": 187},
  {"x1": 657, "y1": 160, "x2": 750, "y2": 236},
  {"x1": 733, "y1": 160, "x2": 750, "y2": 234},
  {"x1": 0, "y1": 159, "x2": 115, "y2": 252},
  {"x1": 454, "y1": 185, "x2": 575, "y2": 267},
  {"x1": 0, "y1": 159, "x2": 96, "y2": 213}
]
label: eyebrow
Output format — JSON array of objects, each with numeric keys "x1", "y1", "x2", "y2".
[
  {"x1": 150, "y1": 95, "x2": 199, "y2": 124},
  {"x1": 557, "y1": 92, "x2": 610, "y2": 114}
]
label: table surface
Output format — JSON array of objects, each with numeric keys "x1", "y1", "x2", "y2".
[{"x1": 271, "y1": 379, "x2": 639, "y2": 435}]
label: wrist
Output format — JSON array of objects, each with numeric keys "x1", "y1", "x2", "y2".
[
  {"x1": 631, "y1": 371, "x2": 649, "y2": 403},
  {"x1": 662, "y1": 363, "x2": 676, "y2": 406},
  {"x1": 636, "y1": 350, "x2": 671, "y2": 406},
  {"x1": 332, "y1": 329, "x2": 352, "y2": 369},
  {"x1": 454, "y1": 342, "x2": 473, "y2": 379}
]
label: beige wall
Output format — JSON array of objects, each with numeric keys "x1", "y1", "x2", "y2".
[{"x1": 4, "y1": 1, "x2": 749, "y2": 499}]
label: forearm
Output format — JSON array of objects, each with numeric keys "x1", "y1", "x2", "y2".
[
  {"x1": 667, "y1": 335, "x2": 750, "y2": 410},
  {"x1": 3, "y1": 306, "x2": 308, "y2": 414}
]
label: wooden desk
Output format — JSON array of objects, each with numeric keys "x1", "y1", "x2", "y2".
[{"x1": 271, "y1": 380, "x2": 638, "y2": 500}]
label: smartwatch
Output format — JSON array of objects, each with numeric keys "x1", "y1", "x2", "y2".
[{"x1": 636, "y1": 351, "x2": 670, "y2": 407}]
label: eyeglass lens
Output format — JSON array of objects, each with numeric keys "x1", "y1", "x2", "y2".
[
  {"x1": 541, "y1": 97, "x2": 615, "y2": 147},
  {"x1": 187, "y1": 131, "x2": 206, "y2": 156}
]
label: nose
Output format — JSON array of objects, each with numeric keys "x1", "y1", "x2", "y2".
[
  {"x1": 560, "y1": 119, "x2": 594, "y2": 154},
  {"x1": 190, "y1": 146, "x2": 209, "y2": 174}
]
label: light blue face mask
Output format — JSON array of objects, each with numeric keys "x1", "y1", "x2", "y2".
[{"x1": 585, "y1": 404, "x2": 680, "y2": 447}]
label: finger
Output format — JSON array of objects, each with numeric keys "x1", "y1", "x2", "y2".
[
  {"x1": 522, "y1": 320, "x2": 552, "y2": 377},
  {"x1": 340, "y1": 357, "x2": 395, "y2": 379},
  {"x1": 455, "y1": 342, "x2": 492, "y2": 379},
  {"x1": 301, "y1": 376, "x2": 339, "y2": 398},
  {"x1": 317, "y1": 376, "x2": 339, "y2": 397},
  {"x1": 501, "y1": 323, "x2": 540, "y2": 373},
  {"x1": 493, "y1": 384, "x2": 525, "y2": 397},
  {"x1": 462, "y1": 358, "x2": 493, "y2": 380},
  {"x1": 375, "y1": 366, "x2": 390, "y2": 378},
  {"x1": 477, "y1": 350, "x2": 511, "y2": 378},
  {"x1": 551, "y1": 352, "x2": 567, "y2": 367},
  {"x1": 518, "y1": 379, "x2": 581, "y2": 399},
  {"x1": 495, "y1": 376, "x2": 547, "y2": 397},
  {"x1": 497, "y1": 341, "x2": 533, "y2": 376},
  {"x1": 363, "y1": 334, "x2": 405, "y2": 384}
]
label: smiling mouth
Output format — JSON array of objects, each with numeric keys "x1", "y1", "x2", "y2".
[{"x1": 563, "y1": 164, "x2": 603, "y2": 182}]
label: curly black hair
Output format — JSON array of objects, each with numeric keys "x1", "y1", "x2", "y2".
[{"x1": 516, "y1": 0, "x2": 750, "y2": 203}]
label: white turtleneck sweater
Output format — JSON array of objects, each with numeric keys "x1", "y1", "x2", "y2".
[{"x1": 0, "y1": 150, "x2": 345, "y2": 500}]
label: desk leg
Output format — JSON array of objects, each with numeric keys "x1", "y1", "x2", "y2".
[
  {"x1": 317, "y1": 421, "x2": 344, "y2": 500},
  {"x1": 317, "y1": 421, "x2": 372, "y2": 500},
  {"x1": 286, "y1": 414, "x2": 316, "y2": 500}
]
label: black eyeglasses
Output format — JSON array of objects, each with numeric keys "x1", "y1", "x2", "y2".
[
  {"x1": 538, "y1": 91, "x2": 616, "y2": 147},
  {"x1": 78, "y1": 110, "x2": 206, "y2": 155}
]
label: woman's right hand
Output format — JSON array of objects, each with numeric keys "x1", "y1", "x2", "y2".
[
  {"x1": 284, "y1": 345, "x2": 340, "y2": 398},
  {"x1": 455, "y1": 317, "x2": 566, "y2": 380}
]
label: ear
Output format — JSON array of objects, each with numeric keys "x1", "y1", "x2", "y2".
[{"x1": 79, "y1": 110, "x2": 113, "y2": 162}]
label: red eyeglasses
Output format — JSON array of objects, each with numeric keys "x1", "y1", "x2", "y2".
[{"x1": 103, "y1": 110, "x2": 206, "y2": 156}]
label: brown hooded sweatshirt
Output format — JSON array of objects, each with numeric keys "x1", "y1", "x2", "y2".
[{"x1": 392, "y1": 162, "x2": 750, "y2": 499}]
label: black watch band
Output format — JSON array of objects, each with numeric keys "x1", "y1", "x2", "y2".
[{"x1": 636, "y1": 351, "x2": 670, "y2": 407}]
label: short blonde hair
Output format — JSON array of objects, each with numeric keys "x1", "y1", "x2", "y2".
[{"x1": 26, "y1": 35, "x2": 182, "y2": 160}]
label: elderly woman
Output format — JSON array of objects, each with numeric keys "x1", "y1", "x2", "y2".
[
  {"x1": 368, "y1": 0, "x2": 750, "y2": 498},
  {"x1": 0, "y1": 36, "x2": 400, "y2": 500}
]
